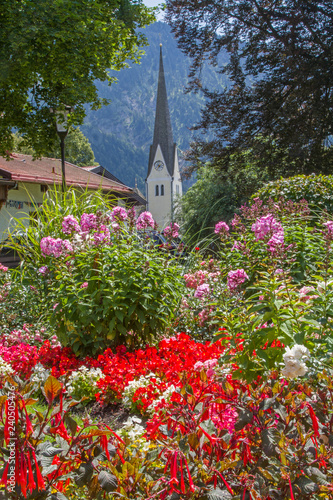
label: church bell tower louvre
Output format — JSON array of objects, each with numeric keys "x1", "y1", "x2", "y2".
[{"x1": 146, "y1": 44, "x2": 183, "y2": 229}]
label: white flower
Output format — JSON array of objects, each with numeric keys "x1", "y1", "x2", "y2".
[
  {"x1": 30, "y1": 363, "x2": 50, "y2": 384},
  {"x1": 281, "y1": 344, "x2": 309, "y2": 379},
  {"x1": 317, "y1": 279, "x2": 333, "y2": 294},
  {"x1": 0, "y1": 356, "x2": 14, "y2": 377}
]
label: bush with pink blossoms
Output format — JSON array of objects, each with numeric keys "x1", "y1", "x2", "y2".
[{"x1": 7, "y1": 190, "x2": 184, "y2": 356}]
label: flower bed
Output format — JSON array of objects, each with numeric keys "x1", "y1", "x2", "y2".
[{"x1": 1, "y1": 193, "x2": 333, "y2": 498}]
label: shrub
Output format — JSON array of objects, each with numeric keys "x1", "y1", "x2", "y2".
[
  {"x1": 9, "y1": 189, "x2": 184, "y2": 356},
  {"x1": 253, "y1": 173, "x2": 333, "y2": 214}
]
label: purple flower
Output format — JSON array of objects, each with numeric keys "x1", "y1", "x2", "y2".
[
  {"x1": 324, "y1": 221, "x2": 333, "y2": 241},
  {"x1": 252, "y1": 214, "x2": 283, "y2": 241},
  {"x1": 164, "y1": 222, "x2": 180, "y2": 239},
  {"x1": 93, "y1": 225, "x2": 110, "y2": 246},
  {"x1": 38, "y1": 265, "x2": 49, "y2": 275},
  {"x1": 111, "y1": 206, "x2": 128, "y2": 222},
  {"x1": 215, "y1": 221, "x2": 229, "y2": 235},
  {"x1": 267, "y1": 231, "x2": 284, "y2": 253},
  {"x1": 136, "y1": 211, "x2": 155, "y2": 230},
  {"x1": 194, "y1": 283, "x2": 210, "y2": 299},
  {"x1": 62, "y1": 215, "x2": 80, "y2": 234},
  {"x1": 227, "y1": 269, "x2": 249, "y2": 292},
  {"x1": 80, "y1": 213, "x2": 98, "y2": 232},
  {"x1": 40, "y1": 237, "x2": 72, "y2": 258}
]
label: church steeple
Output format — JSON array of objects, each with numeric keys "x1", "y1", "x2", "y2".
[
  {"x1": 147, "y1": 45, "x2": 176, "y2": 177},
  {"x1": 146, "y1": 44, "x2": 182, "y2": 228}
]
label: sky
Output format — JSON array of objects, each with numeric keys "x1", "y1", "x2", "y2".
[
  {"x1": 143, "y1": 0, "x2": 162, "y2": 7},
  {"x1": 143, "y1": 0, "x2": 165, "y2": 20}
]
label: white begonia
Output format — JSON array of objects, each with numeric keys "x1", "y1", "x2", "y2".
[
  {"x1": 64, "y1": 366, "x2": 103, "y2": 395},
  {"x1": 281, "y1": 344, "x2": 310, "y2": 379},
  {"x1": 0, "y1": 356, "x2": 14, "y2": 377},
  {"x1": 30, "y1": 363, "x2": 50, "y2": 384}
]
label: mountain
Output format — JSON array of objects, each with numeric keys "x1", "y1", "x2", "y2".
[{"x1": 81, "y1": 22, "x2": 228, "y2": 192}]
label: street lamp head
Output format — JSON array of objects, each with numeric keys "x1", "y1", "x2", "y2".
[{"x1": 50, "y1": 105, "x2": 74, "y2": 138}]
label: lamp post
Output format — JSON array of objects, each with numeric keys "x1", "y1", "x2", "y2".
[{"x1": 51, "y1": 105, "x2": 73, "y2": 193}]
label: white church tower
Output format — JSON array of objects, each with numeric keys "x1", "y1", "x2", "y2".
[{"x1": 146, "y1": 45, "x2": 182, "y2": 228}]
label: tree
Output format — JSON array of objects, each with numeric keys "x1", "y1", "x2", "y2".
[
  {"x1": 166, "y1": 0, "x2": 333, "y2": 175},
  {"x1": 0, "y1": 0, "x2": 155, "y2": 157},
  {"x1": 178, "y1": 140, "x2": 281, "y2": 242},
  {"x1": 13, "y1": 127, "x2": 98, "y2": 167}
]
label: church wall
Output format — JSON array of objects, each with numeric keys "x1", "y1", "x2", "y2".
[{"x1": 147, "y1": 177, "x2": 172, "y2": 229}]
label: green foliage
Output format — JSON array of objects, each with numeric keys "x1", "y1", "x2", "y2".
[
  {"x1": 178, "y1": 142, "x2": 275, "y2": 243},
  {"x1": 166, "y1": 0, "x2": 333, "y2": 174},
  {"x1": 0, "y1": 269, "x2": 51, "y2": 338},
  {"x1": 0, "y1": 0, "x2": 155, "y2": 157},
  {"x1": 253, "y1": 173, "x2": 333, "y2": 215},
  {"x1": 9, "y1": 189, "x2": 183, "y2": 356},
  {"x1": 13, "y1": 128, "x2": 98, "y2": 167},
  {"x1": 179, "y1": 197, "x2": 333, "y2": 379},
  {"x1": 50, "y1": 237, "x2": 183, "y2": 356}
]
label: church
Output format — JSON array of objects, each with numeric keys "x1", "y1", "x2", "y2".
[{"x1": 146, "y1": 45, "x2": 183, "y2": 228}]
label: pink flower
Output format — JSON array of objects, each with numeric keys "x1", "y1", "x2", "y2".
[
  {"x1": 93, "y1": 225, "x2": 110, "y2": 245},
  {"x1": 267, "y1": 231, "x2": 284, "y2": 253},
  {"x1": 323, "y1": 221, "x2": 333, "y2": 241},
  {"x1": 38, "y1": 266, "x2": 49, "y2": 275},
  {"x1": 62, "y1": 215, "x2": 80, "y2": 234},
  {"x1": 194, "y1": 283, "x2": 210, "y2": 299},
  {"x1": 111, "y1": 206, "x2": 128, "y2": 222},
  {"x1": 80, "y1": 282, "x2": 88, "y2": 289},
  {"x1": 252, "y1": 214, "x2": 283, "y2": 241},
  {"x1": 164, "y1": 223, "x2": 180, "y2": 239},
  {"x1": 40, "y1": 237, "x2": 72, "y2": 257},
  {"x1": 215, "y1": 221, "x2": 229, "y2": 235},
  {"x1": 80, "y1": 213, "x2": 98, "y2": 232},
  {"x1": 136, "y1": 211, "x2": 155, "y2": 230},
  {"x1": 0, "y1": 263, "x2": 8, "y2": 272},
  {"x1": 203, "y1": 358, "x2": 218, "y2": 369},
  {"x1": 227, "y1": 269, "x2": 249, "y2": 291},
  {"x1": 193, "y1": 361, "x2": 204, "y2": 371}
]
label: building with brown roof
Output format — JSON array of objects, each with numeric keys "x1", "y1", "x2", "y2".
[{"x1": 0, "y1": 153, "x2": 146, "y2": 242}]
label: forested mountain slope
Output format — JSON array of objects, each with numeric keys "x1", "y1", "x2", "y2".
[{"x1": 81, "y1": 22, "x2": 227, "y2": 192}]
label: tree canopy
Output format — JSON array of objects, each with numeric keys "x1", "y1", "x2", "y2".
[
  {"x1": 166, "y1": 0, "x2": 333, "y2": 174},
  {"x1": 13, "y1": 128, "x2": 98, "y2": 167},
  {"x1": 0, "y1": 0, "x2": 155, "y2": 157}
]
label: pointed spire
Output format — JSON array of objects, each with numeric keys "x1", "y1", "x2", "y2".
[{"x1": 150, "y1": 44, "x2": 175, "y2": 176}]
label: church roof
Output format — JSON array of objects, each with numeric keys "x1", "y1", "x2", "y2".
[{"x1": 147, "y1": 46, "x2": 176, "y2": 178}]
